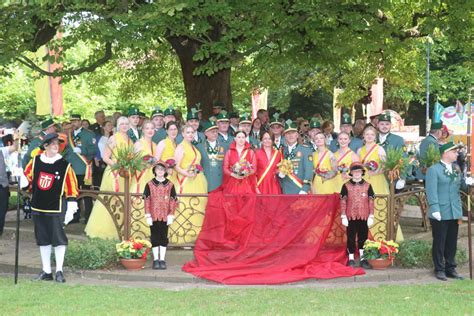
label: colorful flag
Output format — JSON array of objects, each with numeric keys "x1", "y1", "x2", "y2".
[
  {"x1": 34, "y1": 37, "x2": 64, "y2": 116},
  {"x1": 333, "y1": 88, "x2": 344, "y2": 132},
  {"x1": 368, "y1": 77, "x2": 383, "y2": 117},
  {"x1": 251, "y1": 88, "x2": 268, "y2": 120}
]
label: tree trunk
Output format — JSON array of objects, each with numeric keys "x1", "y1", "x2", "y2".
[{"x1": 167, "y1": 36, "x2": 232, "y2": 119}]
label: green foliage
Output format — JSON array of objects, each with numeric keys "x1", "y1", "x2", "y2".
[
  {"x1": 64, "y1": 238, "x2": 118, "y2": 270},
  {"x1": 110, "y1": 144, "x2": 148, "y2": 176},
  {"x1": 420, "y1": 144, "x2": 440, "y2": 169},
  {"x1": 396, "y1": 240, "x2": 467, "y2": 268}
]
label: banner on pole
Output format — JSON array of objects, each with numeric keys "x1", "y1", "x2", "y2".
[
  {"x1": 333, "y1": 88, "x2": 344, "y2": 132},
  {"x1": 251, "y1": 88, "x2": 268, "y2": 120}
]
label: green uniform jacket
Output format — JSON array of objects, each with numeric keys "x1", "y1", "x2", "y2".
[
  {"x1": 247, "y1": 136, "x2": 260, "y2": 150},
  {"x1": 152, "y1": 128, "x2": 167, "y2": 145},
  {"x1": 416, "y1": 134, "x2": 439, "y2": 180},
  {"x1": 379, "y1": 133, "x2": 405, "y2": 152},
  {"x1": 329, "y1": 137, "x2": 363, "y2": 153},
  {"x1": 127, "y1": 128, "x2": 141, "y2": 144},
  {"x1": 279, "y1": 144, "x2": 313, "y2": 194},
  {"x1": 425, "y1": 162, "x2": 464, "y2": 220},
  {"x1": 63, "y1": 128, "x2": 97, "y2": 175},
  {"x1": 22, "y1": 132, "x2": 46, "y2": 168},
  {"x1": 196, "y1": 140, "x2": 227, "y2": 192},
  {"x1": 217, "y1": 133, "x2": 234, "y2": 151}
]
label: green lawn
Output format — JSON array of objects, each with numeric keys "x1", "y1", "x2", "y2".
[{"x1": 1, "y1": 277, "x2": 473, "y2": 315}]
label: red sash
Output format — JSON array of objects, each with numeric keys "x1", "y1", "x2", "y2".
[
  {"x1": 257, "y1": 150, "x2": 278, "y2": 187},
  {"x1": 337, "y1": 149, "x2": 351, "y2": 165},
  {"x1": 361, "y1": 144, "x2": 377, "y2": 164}
]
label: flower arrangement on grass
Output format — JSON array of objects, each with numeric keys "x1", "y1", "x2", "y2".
[
  {"x1": 116, "y1": 239, "x2": 152, "y2": 259},
  {"x1": 363, "y1": 239, "x2": 400, "y2": 260}
]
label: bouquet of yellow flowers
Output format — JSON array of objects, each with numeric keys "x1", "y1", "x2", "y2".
[
  {"x1": 277, "y1": 159, "x2": 293, "y2": 175},
  {"x1": 363, "y1": 239, "x2": 399, "y2": 260},
  {"x1": 116, "y1": 239, "x2": 152, "y2": 259}
]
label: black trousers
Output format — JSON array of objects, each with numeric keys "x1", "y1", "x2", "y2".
[
  {"x1": 92, "y1": 161, "x2": 105, "y2": 189},
  {"x1": 150, "y1": 220, "x2": 169, "y2": 247},
  {"x1": 0, "y1": 185, "x2": 10, "y2": 235},
  {"x1": 33, "y1": 213, "x2": 68, "y2": 246},
  {"x1": 430, "y1": 219, "x2": 459, "y2": 273},
  {"x1": 347, "y1": 219, "x2": 369, "y2": 254},
  {"x1": 75, "y1": 175, "x2": 93, "y2": 223}
]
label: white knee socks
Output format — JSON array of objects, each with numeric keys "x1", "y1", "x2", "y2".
[
  {"x1": 54, "y1": 245, "x2": 66, "y2": 272},
  {"x1": 39, "y1": 245, "x2": 52, "y2": 274},
  {"x1": 348, "y1": 253, "x2": 354, "y2": 260},
  {"x1": 359, "y1": 249, "x2": 364, "y2": 260},
  {"x1": 152, "y1": 247, "x2": 159, "y2": 261},
  {"x1": 159, "y1": 246, "x2": 167, "y2": 261}
]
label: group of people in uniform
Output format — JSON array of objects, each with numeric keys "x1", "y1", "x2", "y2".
[{"x1": 2, "y1": 100, "x2": 471, "y2": 281}]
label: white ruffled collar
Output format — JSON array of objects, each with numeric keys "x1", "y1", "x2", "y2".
[{"x1": 40, "y1": 153, "x2": 62, "y2": 164}]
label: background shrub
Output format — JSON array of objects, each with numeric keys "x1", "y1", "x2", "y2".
[
  {"x1": 65, "y1": 238, "x2": 119, "y2": 270},
  {"x1": 396, "y1": 240, "x2": 468, "y2": 268}
]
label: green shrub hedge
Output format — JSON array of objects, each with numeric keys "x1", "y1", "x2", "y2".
[
  {"x1": 65, "y1": 238, "x2": 119, "y2": 270},
  {"x1": 396, "y1": 240, "x2": 468, "y2": 268}
]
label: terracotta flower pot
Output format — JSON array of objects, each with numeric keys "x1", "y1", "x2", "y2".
[
  {"x1": 120, "y1": 258, "x2": 146, "y2": 270},
  {"x1": 118, "y1": 169, "x2": 130, "y2": 178},
  {"x1": 367, "y1": 258, "x2": 392, "y2": 270}
]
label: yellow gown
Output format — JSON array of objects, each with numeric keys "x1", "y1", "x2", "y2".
[
  {"x1": 128, "y1": 138, "x2": 157, "y2": 239},
  {"x1": 169, "y1": 141, "x2": 208, "y2": 244},
  {"x1": 85, "y1": 133, "x2": 128, "y2": 240},
  {"x1": 334, "y1": 149, "x2": 355, "y2": 193},
  {"x1": 159, "y1": 137, "x2": 178, "y2": 187},
  {"x1": 311, "y1": 148, "x2": 337, "y2": 194},
  {"x1": 359, "y1": 143, "x2": 403, "y2": 241}
]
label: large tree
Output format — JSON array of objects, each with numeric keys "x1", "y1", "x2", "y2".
[{"x1": 0, "y1": 1, "x2": 471, "y2": 117}]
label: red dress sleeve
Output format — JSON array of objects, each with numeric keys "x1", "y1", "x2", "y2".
[{"x1": 223, "y1": 150, "x2": 233, "y2": 176}]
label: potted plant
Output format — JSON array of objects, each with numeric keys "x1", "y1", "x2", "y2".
[
  {"x1": 110, "y1": 144, "x2": 148, "y2": 178},
  {"x1": 116, "y1": 239, "x2": 152, "y2": 270},
  {"x1": 420, "y1": 143, "x2": 440, "y2": 174},
  {"x1": 383, "y1": 147, "x2": 412, "y2": 183},
  {"x1": 363, "y1": 239, "x2": 400, "y2": 270}
]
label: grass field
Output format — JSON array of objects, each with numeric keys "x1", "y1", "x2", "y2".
[{"x1": 1, "y1": 277, "x2": 473, "y2": 315}]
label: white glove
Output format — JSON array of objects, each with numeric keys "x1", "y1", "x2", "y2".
[
  {"x1": 341, "y1": 215, "x2": 349, "y2": 227},
  {"x1": 167, "y1": 214, "x2": 175, "y2": 226},
  {"x1": 367, "y1": 215, "x2": 374, "y2": 227},
  {"x1": 19, "y1": 174, "x2": 29, "y2": 189},
  {"x1": 64, "y1": 201, "x2": 79, "y2": 225},
  {"x1": 465, "y1": 177, "x2": 474, "y2": 186},
  {"x1": 395, "y1": 179, "x2": 405, "y2": 190},
  {"x1": 12, "y1": 167, "x2": 23, "y2": 177},
  {"x1": 432, "y1": 211, "x2": 442, "y2": 221},
  {"x1": 278, "y1": 172, "x2": 285, "y2": 178},
  {"x1": 73, "y1": 147, "x2": 82, "y2": 154},
  {"x1": 146, "y1": 215, "x2": 153, "y2": 226},
  {"x1": 298, "y1": 190, "x2": 307, "y2": 195}
]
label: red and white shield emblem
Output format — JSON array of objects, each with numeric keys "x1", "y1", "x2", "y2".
[{"x1": 37, "y1": 172, "x2": 54, "y2": 190}]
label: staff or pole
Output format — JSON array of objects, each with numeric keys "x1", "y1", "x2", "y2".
[
  {"x1": 467, "y1": 88, "x2": 473, "y2": 280},
  {"x1": 425, "y1": 38, "x2": 431, "y2": 134},
  {"x1": 13, "y1": 133, "x2": 23, "y2": 284}
]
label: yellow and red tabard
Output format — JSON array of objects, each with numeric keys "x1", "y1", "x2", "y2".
[{"x1": 24, "y1": 155, "x2": 79, "y2": 214}]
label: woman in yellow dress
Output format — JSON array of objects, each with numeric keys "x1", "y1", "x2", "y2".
[
  {"x1": 85, "y1": 116, "x2": 131, "y2": 240},
  {"x1": 311, "y1": 132, "x2": 337, "y2": 194},
  {"x1": 334, "y1": 132, "x2": 359, "y2": 192},
  {"x1": 357, "y1": 126, "x2": 402, "y2": 241},
  {"x1": 171, "y1": 124, "x2": 208, "y2": 244},
  {"x1": 129, "y1": 120, "x2": 157, "y2": 239},
  {"x1": 154, "y1": 121, "x2": 179, "y2": 187}
]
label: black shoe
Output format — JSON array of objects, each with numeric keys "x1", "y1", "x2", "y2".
[
  {"x1": 69, "y1": 218, "x2": 80, "y2": 224},
  {"x1": 435, "y1": 271, "x2": 448, "y2": 281},
  {"x1": 55, "y1": 271, "x2": 66, "y2": 283},
  {"x1": 152, "y1": 260, "x2": 161, "y2": 270},
  {"x1": 159, "y1": 260, "x2": 167, "y2": 270},
  {"x1": 446, "y1": 270, "x2": 464, "y2": 280},
  {"x1": 347, "y1": 259, "x2": 356, "y2": 267},
  {"x1": 360, "y1": 259, "x2": 372, "y2": 269},
  {"x1": 34, "y1": 271, "x2": 53, "y2": 281}
]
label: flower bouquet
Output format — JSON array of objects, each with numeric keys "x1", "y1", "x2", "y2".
[
  {"x1": 165, "y1": 159, "x2": 176, "y2": 168},
  {"x1": 116, "y1": 238, "x2": 152, "y2": 270},
  {"x1": 420, "y1": 143, "x2": 440, "y2": 174},
  {"x1": 110, "y1": 144, "x2": 148, "y2": 178},
  {"x1": 232, "y1": 158, "x2": 252, "y2": 177},
  {"x1": 364, "y1": 160, "x2": 379, "y2": 172},
  {"x1": 314, "y1": 167, "x2": 335, "y2": 179},
  {"x1": 337, "y1": 163, "x2": 349, "y2": 174},
  {"x1": 277, "y1": 159, "x2": 293, "y2": 175},
  {"x1": 142, "y1": 154, "x2": 156, "y2": 167},
  {"x1": 188, "y1": 164, "x2": 203, "y2": 175},
  {"x1": 363, "y1": 239, "x2": 399, "y2": 269}
]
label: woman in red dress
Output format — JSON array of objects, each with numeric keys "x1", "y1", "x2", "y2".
[
  {"x1": 255, "y1": 131, "x2": 282, "y2": 194},
  {"x1": 222, "y1": 130, "x2": 257, "y2": 194}
]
